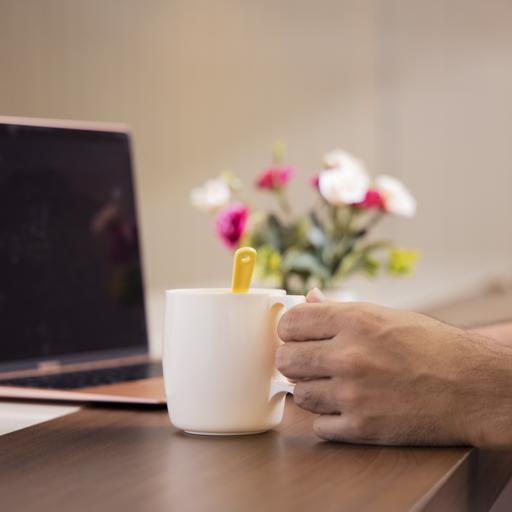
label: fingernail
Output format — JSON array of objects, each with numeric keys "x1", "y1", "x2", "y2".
[{"x1": 306, "y1": 287, "x2": 326, "y2": 303}]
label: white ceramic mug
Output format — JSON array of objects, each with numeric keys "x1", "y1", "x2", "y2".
[{"x1": 163, "y1": 288, "x2": 305, "y2": 435}]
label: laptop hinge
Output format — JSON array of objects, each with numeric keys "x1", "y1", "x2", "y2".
[{"x1": 37, "y1": 360, "x2": 62, "y2": 372}]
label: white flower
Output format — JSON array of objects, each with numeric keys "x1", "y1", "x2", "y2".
[
  {"x1": 319, "y1": 163, "x2": 369, "y2": 205},
  {"x1": 323, "y1": 149, "x2": 363, "y2": 170},
  {"x1": 190, "y1": 178, "x2": 230, "y2": 212},
  {"x1": 375, "y1": 175, "x2": 416, "y2": 217}
]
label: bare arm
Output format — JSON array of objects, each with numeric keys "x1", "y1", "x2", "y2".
[
  {"x1": 276, "y1": 289, "x2": 512, "y2": 448},
  {"x1": 472, "y1": 321, "x2": 512, "y2": 345}
]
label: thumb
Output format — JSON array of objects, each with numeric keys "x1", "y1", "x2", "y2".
[{"x1": 306, "y1": 287, "x2": 327, "y2": 303}]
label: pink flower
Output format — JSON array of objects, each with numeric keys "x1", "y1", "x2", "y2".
[
  {"x1": 310, "y1": 174, "x2": 320, "y2": 189},
  {"x1": 216, "y1": 203, "x2": 249, "y2": 249},
  {"x1": 353, "y1": 189, "x2": 385, "y2": 210},
  {"x1": 256, "y1": 166, "x2": 294, "y2": 190}
]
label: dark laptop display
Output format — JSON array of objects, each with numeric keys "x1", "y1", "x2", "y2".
[{"x1": 0, "y1": 121, "x2": 148, "y2": 370}]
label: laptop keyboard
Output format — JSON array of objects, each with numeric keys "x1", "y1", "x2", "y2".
[{"x1": 0, "y1": 362, "x2": 163, "y2": 390}]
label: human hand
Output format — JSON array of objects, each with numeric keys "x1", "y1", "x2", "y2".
[{"x1": 276, "y1": 289, "x2": 512, "y2": 447}]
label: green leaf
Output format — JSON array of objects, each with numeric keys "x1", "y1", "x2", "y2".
[
  {"x1": 334, "y1": 252, "x2": 361, "y2": 280},
  {"x1": 362, "y1": 255, "x2": 380, "y2": 277},
  {"x1": 262, "y1": 214, "x2": 284, "y2": 250},
  {"x1": 358, "y1": 240, "x2": 393, "y2": 254},
  {"x1": 305, "y1": 212, "x2": 324, "y2": 247},
  {"x1": 283, "y1": 250, "x2": 330, "y2": 280},
  {"x1": 283, "y1": 217, "x2": 310, "y2": 249},
  {"x1": 309, "y1": 210, "x2": 322, "y2": 229},
  {"x1": 308, "y1": 224, "x2": 326, "y2": 248}
]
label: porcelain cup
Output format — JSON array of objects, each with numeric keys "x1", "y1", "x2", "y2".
[{"x1": 163, "y1": 288, "x2": 304, "y2": 435}]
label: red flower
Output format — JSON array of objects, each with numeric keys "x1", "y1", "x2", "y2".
[
  {"x1": 310, "y1": 174, "x2": 320, "y2": 189},
  {"x1": 256, "y1": 166, "x2": 294, "y2": 190},
  {"x1": 353, "y1": 189, "x2": 385, "y2": 210},
  {"x1": 216, "y1": 203, "x2": 249, "y2": 249}
]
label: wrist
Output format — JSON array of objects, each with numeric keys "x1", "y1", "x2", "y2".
[
  {"x1": 460, "y1": 332, "x2": 512, "y2": 447},
  {"x1": 470, "y1": 321, "x2": 512, "y2": 345}
]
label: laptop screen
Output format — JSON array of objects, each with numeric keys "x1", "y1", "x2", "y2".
[{"x1": 0, "y1": 120, "x2": 148, "y2": 368}]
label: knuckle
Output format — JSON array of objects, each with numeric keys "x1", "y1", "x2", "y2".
[
  {"x1": 340, "y1": 350, "x2": 369, "y2": 378},
  {"x1": 336, "y1": 383, "x2": 363, "y2": 409},
  {"x1": 332, "y1": 381, "x2": 346, "y2": 404},
  {"x1": 323, "y1": 303, "x2": 343, "y2": 330},
  {"x1": 345, "y1": 308, "x2": 368, "y2": 334},
  {"x1": 344, "y1": 303, "x2": 381, "y2": 336},
  {"x1": 309, "y1": 304, "x2": 342, "y2": 337},
  {"x1": 275, "y1": 345, "x2": 292, "y2": 374},
  {"x1": 277, "y1": 316, "x2": 292, "y2": 341},
  {"x1": 328, "y1": 348, "x2": 347, "y2": 374},
  {"x1": 307, "y1": 346, "x2": 327, "y2": 371},
  {"x1": 277, "y1": 305, "x2": 302, "y2": 340},
  {"x1": 294, "y1": 382, "x2": 329, "y2": 413},
  {"x1": 293, "y1": 382, "x2": 313, "y2": 408},
  {"x1": 347, "y1": 389, "x2": 364, "y2": 408}
]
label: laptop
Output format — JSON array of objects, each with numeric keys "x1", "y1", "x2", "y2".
[{"x1": 0, "y1": 117, "x2": 165, "y2": 405}]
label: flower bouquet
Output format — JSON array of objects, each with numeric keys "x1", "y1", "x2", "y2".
[{"x1": 191, "y1": 144, "x2": 418, "y2": 295}]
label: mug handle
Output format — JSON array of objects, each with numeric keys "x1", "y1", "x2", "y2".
[{"x1": 268, "y1": 294, "x2": 305, "y2": 399}]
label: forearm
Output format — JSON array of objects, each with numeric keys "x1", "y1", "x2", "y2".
[{"x1": 471, "y1": 321, "x2": 512, "y2": 345}]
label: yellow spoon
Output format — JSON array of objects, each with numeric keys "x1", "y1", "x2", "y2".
[{"x1": 231, "y1": 247, "x2": 257, "y2": 294}]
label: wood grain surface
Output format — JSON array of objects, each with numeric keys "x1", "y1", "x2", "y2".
[
  {"x1": 1, "y1": 398, "x2": 511, "y2": 512},
  {"x1": 3, "y1": 286, "x2": 512, "y2": 511}
]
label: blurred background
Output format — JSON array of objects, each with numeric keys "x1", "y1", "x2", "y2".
[{"x1": 1, "y1": 0, "x2": 511, "y2": 352}]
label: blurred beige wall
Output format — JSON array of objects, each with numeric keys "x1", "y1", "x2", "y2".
[{"x1": 1, "y1": 0, "x2": 511, "y2": 348}]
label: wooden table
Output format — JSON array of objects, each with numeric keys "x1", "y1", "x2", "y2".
[
  {"x1": 3, "y1": 283, "x2": 512, "y2": 511},
  {"x1": 1, "y1": 397, "x2": 511, "y2": 512}
]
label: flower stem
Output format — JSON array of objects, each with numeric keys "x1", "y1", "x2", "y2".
[
  {"x1": 276, "y1": 188, "x2": 292, "y2": 216},
  {"x1": 363, "y1": 211, "x2": 385, "y2": 233}
]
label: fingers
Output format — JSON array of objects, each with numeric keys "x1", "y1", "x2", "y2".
[
  {"x1": 313, "y1": 415, "x2": 349, "y2": 442},
  {"x1": 278, "y1": 302, "x2": 349, "y2": 341},
  {"x1": 293, "y1": 379, "x2": 340, "y2": 415},
  {"x1": 314, "y1": 414, "x2": 385, "y2": 445},
  {"x1": 306, "y1": 287, "x2": 326, "y2": 303},
  {"x1": 276, "y1": 340, "x2": 337, "y2": 379}
]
